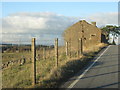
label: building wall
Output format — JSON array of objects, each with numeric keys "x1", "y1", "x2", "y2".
[
  {"x1": 63, "y1": 21, "x2": 82, "y2": 51},
  {"x1": 63, "y1": 20, "x2": 101, "y2": 51},
  {"x1": 82, "y1": 20, "x2": 101, "y2": 48}
]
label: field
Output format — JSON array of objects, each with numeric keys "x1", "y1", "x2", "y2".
[{"x1": 2, "y1": 43, "x2": 107, "y2": 88}]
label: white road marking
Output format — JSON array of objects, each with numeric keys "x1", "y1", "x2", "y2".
[{"x1": 67, "y1": 45, "x2": 111, "y2": 89}]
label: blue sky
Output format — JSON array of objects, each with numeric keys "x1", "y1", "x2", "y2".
[
  {"x1": 1, "y1": 2, "x2": 119, "y2": 45},
  {"x1": 2, "y1": 2, "x2": 118, "y2": 17}
]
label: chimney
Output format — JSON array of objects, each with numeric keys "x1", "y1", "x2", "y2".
[{"x1": 91, "y1": 22, "x2": 96, "y2": 27}]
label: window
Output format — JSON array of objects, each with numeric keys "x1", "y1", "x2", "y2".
[
  {"x1": 91, "y1": 34, "x2": 96, "y2": 37},
  {"x1": 89, "y1": 34, "x2": 96, "y2": 40}
]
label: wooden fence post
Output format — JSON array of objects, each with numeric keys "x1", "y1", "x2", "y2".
[
  {"x1": 48, "y1": 46, "x2": 51, "y2": 58},
  {"x1": 43, "y1": 48, "x2": 46, "y2": 60},
  {"x1": 31, "y1": 38, "x2": 36, "y2": 86},
  {"x1": 80, "y1": 38, "x2": 83, "y2": 55},
  {"x1": 55, "y1": 38, "x2": 58, "y2": 67},
  {"x1": 69, "y1": 39, "x2": 71, "y2": 58},
  {"x1": 77, "y1": 39, "x2": 80, "y2": 57},
  {"x1": 66, "y1": 42, "x2": 68, "y2": 56}
]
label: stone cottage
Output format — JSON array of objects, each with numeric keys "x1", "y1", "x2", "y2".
[{"x1": 63, "y1": 20, "x2": 101, "y2": 51}]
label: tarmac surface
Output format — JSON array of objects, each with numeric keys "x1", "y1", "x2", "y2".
[{"x1": 60, "y1": 45, "x2": 119, "y2": 89}]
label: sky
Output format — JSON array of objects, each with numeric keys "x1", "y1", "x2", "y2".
[
  {"x1": 2, "y1": 2, "x2": 118, "y2": 17},
  {"x1": 1, "y1": 2, "x2": 119, "y2": 45}
]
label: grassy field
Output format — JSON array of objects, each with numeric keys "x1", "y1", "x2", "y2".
[
  {"x1": 2, "y1": 43, "x2": 107, "y2": 88},
  {"x1": 2, "y1": 51, "x2": 31, "y2": 63}
]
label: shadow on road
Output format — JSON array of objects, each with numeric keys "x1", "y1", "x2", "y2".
[
  {"x1": 92, "y1": 82, "x2": 120, "y2": 88},
  {"x1": 67, "y1": 70, "x2": 119, "y2": 83},
  {"x1": 81, "y1": 71, "x2": 120, "y2": 79},
  {"x1": 90, "y1": 53, "x2": 119, "y2": 61},
  {"x1": 91, "y1": 64, "x2": 119, "y2": 69}
]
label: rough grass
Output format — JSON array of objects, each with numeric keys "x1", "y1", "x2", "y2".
[
  {"x1": 34, "y1": 43, "x2": 107, "y2": 88},
  {"x1": 2, "y1": 51, "x2": 31, "y2": 63},
  {"x1": 2, "y1": 63, "x2": 32, "y2": 88},
  {"x1": 2, "y1": 43, "x2": 107, "y2": 88}
]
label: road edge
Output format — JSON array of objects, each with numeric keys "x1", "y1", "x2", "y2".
[{"x1": 65, "y1": 45, "x2": 111, "y2": 89}]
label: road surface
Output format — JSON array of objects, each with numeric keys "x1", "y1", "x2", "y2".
[{"x1": 60, "y1": 45, "x2": 119, "y2": 89}]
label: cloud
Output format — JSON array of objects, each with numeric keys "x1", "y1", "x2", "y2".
[
  {"x1": 86, "y1": 12, "x2": 119, "y2": 44},
  {"x1": 2, "y1": 12, "x2": 80, "y2": 45},
  {"x1": 1, "y1": 12, "x2": 118, "y2": 45},
  {"x1": 86, "y1": 12, "x2": 118, "y2": 27}
]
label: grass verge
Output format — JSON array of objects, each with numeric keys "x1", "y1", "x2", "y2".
[
  {"x1": 2, "y1": 43, "x2": 108, "y2": 88},
  {"x1": 33, "y1": 43, "x2": 108, "y2": 88}
]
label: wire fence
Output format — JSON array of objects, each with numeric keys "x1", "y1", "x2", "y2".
[
  {"x1": 2, "y1": 37, "x2": 84, "y2": 88},
  {"x1": 2, "y1": 38, "x2": 83, "y2": 66}
]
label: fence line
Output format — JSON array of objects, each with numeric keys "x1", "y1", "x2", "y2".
[{"x1": 2, "y1": 37, "x2": 84, "y2": 86}]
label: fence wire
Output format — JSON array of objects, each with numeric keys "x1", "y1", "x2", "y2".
[{"x1": 2, "y1": 37, "x2": 84, "y2": 88}]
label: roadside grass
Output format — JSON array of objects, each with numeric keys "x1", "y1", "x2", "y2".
[
  {"x1": 34, "y1": 43, "x2": 108, "y2": 88},
  {"x1": 2, "y1": 43, "x2": 107, "y2": 88}
]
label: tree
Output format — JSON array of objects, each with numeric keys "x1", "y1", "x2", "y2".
[{"x1": 101, "y1": 25, "x2": 120, "y2": 44}]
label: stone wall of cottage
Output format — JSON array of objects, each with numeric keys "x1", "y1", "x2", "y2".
[{"x1": 63, "y1": 20, "x2": 101, "y2": 51}]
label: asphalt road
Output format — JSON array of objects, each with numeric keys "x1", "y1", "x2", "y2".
[{"x1": 60, "y1": 45, "x2": 119, "y2": 89}]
